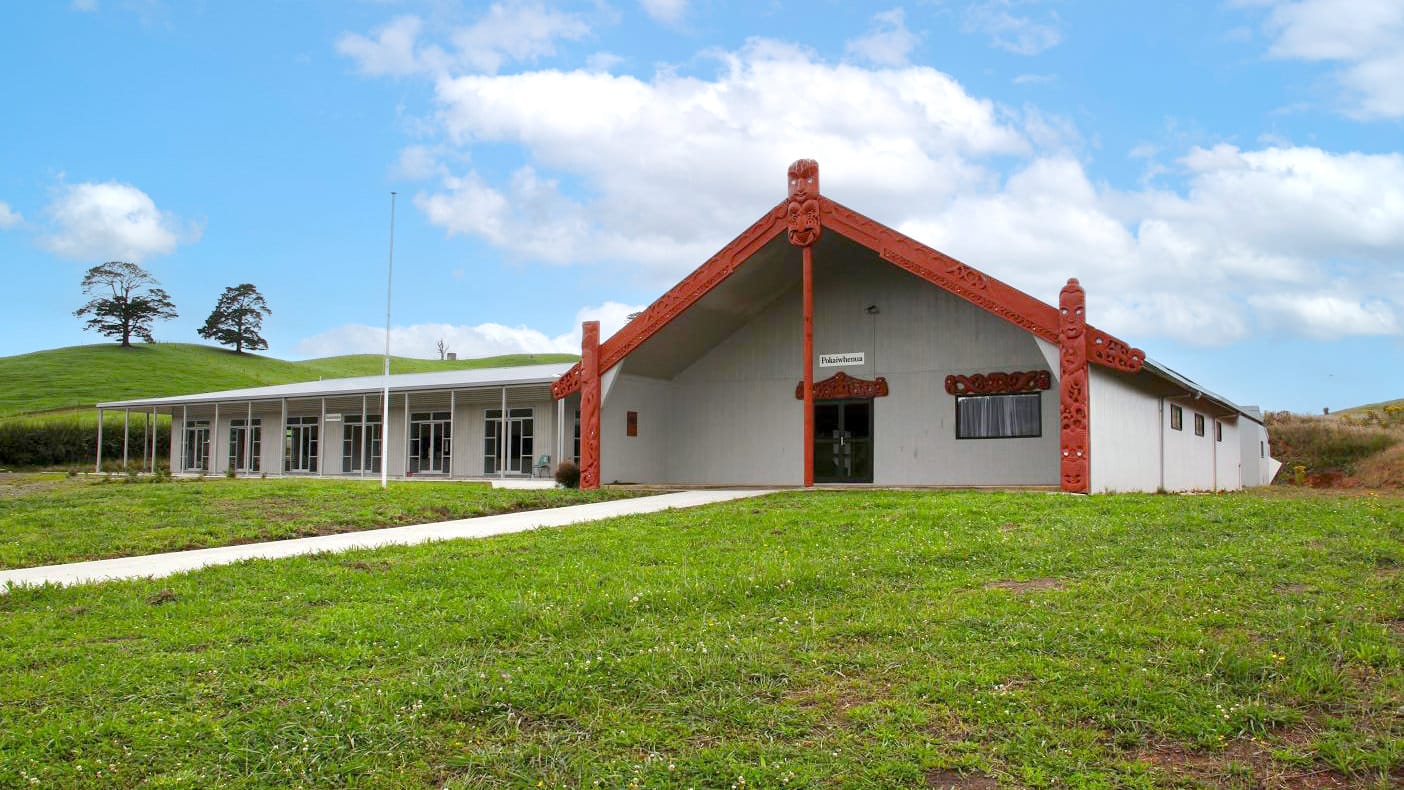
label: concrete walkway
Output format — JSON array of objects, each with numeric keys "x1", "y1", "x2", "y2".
[{"x1": 0, "y1": 489, "x2": 775, "y2": 592}]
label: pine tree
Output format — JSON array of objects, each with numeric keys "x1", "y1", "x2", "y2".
[
  {"x1": 199, "y1": 283, "x2": 271, "y2": 353},
  {"x1": 73, "y1": 262, "x2": 179, "y2": 347}
]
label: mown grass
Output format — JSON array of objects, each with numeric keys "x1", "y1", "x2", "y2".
[
  {"x1": 0, "y1": 476, "x2": 635, "y2": 569},
  {"x1": 0, "y1": 343, "x2": 577, "y2": 418},
  {"x1": 1, "y1": 489, "x2": 1400, "y2": 788}
]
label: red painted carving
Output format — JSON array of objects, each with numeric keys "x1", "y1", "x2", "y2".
[
  {"x1": 552, "y1": 204, "x2": 789, "y2": 398},
  {"x1": 795, "y1": 371, "x2": 890, "y2": 400},
  {"x1": 579, "y1": 321, "x2": 601, "y2": 490},
  {"x1": 1059, "y1": 279, "x2": 1090, "y2": 494},
  {"x1": 1087, "y1": 327, "x2": 1145, "y2": 372},
  {"x1": 944, "y1": 370, "x2": 1051, "y2": 395},
  {"x1": 786, "y1": 158, "x2": 822, "y2": 247}
]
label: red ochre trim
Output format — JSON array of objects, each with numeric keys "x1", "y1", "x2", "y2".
[
  {"x1": 944, "y1": 371, "x2": 1051, "y2": 395},
  {"x1": 551, "y1": 168, "x2": 1144, "y2": 401},
  {"x1": 796, "y1": 371, "x2": 890, "y2": 400},
  {"x1": 579, "y1": 321, "x2": 601, "y2": 491}
]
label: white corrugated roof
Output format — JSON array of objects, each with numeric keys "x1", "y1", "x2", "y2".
[{"x1": 98, "y1": 362, "x2": 575, "y2": 409}]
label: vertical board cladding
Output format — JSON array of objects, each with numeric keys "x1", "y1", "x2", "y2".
[
  {"x1": 600, "y1": 373, "x2": 673, "y2": 484},
  {"x1": 1088, "y1": 367, "x2": 1163, "y2": 493},
  {"x1": 1162, "y1": 399, "x2": 1217, "y2": 491},
  {"x1": 657, "y1": 242, "x2": 1058, "y2": 486}
]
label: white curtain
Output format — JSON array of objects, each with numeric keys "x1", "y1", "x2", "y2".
[{"x1": 957, "y1": 393, "x2": 1041, "y2": 438}]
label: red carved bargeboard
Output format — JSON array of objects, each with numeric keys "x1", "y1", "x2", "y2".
[
  {"x1": 945, "y1": 370, "x2": 1051, "y2": 395},
  {"x1": 795, "y1": 371, "x2": 889, "y2": 400},
  {"x1": 1058, "y1": 279, "x2": 1090, "y2": 494}
]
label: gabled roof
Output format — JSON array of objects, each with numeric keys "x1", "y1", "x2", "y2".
[
  {"x1": 553, "y1": 187, "x2": 1143, "y2": 398},
  {"x1": 100, "y1": 362, "x2": 575, "y2": 409}
]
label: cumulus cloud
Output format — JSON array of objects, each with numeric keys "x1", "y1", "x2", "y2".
[
  {"x1": 1251, "y1": 0, "x2": 1404, "y2": 118},
  {"x1": 0, "y1": 202, "x2": 21, "y2": 229},
  {"x1": 962, "y1": 0, "x2": 1063, "y2": 55},
  {"x1": 845, "y1": 8, "x2": 920, "y2": 67},
  {"x1": 296, "y1": 301, "x2": 645, "y2": 358},
  {"x1": 639, "y1": 0, "x2": 687, "y2": 25},
  {"x1": 343, "y1": 22, "x2": 1404, "y2": 345},
  {"x1": 40, "y1": 181, "x2": 198, "y2": 261},
  {"x1": 336, "y1": 3, "x2": 589, "y2": 77}
]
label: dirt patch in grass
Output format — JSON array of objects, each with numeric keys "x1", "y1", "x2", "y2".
[
  {"x1": 1275, "y1": 583, "x2": 1316, "y2": 594},
  {"x1": 925, "y1": 769, "x2": 999, "y2": 788},
  {"x1": 146, "y1": 589, "x2": 177, "y2": 606},
  {"x1": 984, "y1": 577, "x2": 1063, "y2": 593},
  {"x1": 1135, "y1": 738, "x2": 1359, "y2": 789},
  {"x1": 344, "y1": 560, "x2": 392, "y2": 572}
]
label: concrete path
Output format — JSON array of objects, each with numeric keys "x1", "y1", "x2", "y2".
[{"x1": 0, "y1": 489, "x2": 775, "y2": 593}]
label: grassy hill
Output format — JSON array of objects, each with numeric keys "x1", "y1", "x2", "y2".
[{"x1": 0, "y1": 343, "x2": 576, "y2": 418}]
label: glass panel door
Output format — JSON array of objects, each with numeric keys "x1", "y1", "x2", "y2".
[
  {"x1": 342, "y1": 416, "x2": 382, "y2": 474},
  {"x1": 183, "y1": 420, "x2": 210, "y2": 471},
  {"x1": 228, "y1": 418, "x2": 262, "y2": 473},
  {"x1": 285, "y1": 416, "x2": 319, "y2": 473},
  {"x1": 508, "y1": 408, "x2": 533, "y2": 474},
  {"x1": 813, "y1": 399, "x2": 873, "y2": 483},
  {"x1": 409, "y1": 411, "x2": 451, "y2": 474}
]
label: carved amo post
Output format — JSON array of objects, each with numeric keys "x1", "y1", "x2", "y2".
[
  {"x1": 1059, "y1": 279, "x2": 1090, "y2": 493},
  {"x1": 579, "y1": 320, "x2": 602, "y2": 490},
  {"x1": 786, "y1": 159, "x2": 822, "y2": 487}
]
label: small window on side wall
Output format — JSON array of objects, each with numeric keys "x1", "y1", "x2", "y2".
[
  {"x1": 1215, "y1": 420, "x2": 1223, "y2": 442},
  {"x1": 626, "y1": 410, "x2": 638, "y2": 437},
  {"x1": 1194, "y1": 413, "x2": 1205, "y2": 437},
  {"x1": 1170, "y1": 404, "x2": 1183, "y2": 431}
]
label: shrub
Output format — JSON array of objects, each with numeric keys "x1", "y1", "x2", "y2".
[
  {"x1": 1266, "y1": 412, "x2": 1399, "y2": 484},
  {"x1": 0, "y1": 414, "x2": 169, "y2": 469},
  {"x1": 554, "y1": 460, "x2": 580, "y2": 489}
]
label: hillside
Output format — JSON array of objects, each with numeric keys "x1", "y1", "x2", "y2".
[{"x1": 0, "y1": 344, "x2": 577, "y2": 418}]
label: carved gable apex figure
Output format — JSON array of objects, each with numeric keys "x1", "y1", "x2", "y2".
[{"x1": 786, "y1": 158, "x2": 821, "y2": 247}]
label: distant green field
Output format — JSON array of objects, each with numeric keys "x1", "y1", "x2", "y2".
[{"x1": 0, "y1": 344, "x2": 576, "y2": 418}]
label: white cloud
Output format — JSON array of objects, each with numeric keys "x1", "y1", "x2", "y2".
[
  {"x1": 0, "y1": 202, "x2": 21, "y2": 229},
  {"x1": 639, "y1": 0, "x2": 687, "y2": 25},
  {"x1": 1249, "y1": 292, "x2": 1399, "y2": 339},
  {"x1": 845, "y1": 8, "x2": 920, "y2": 67},
  {"x1": 392, "y1": 144, "x2": 447, "y2": 180},
  {"x1": 1252, "y1": 0, "x2": 1404, "y2": 118},
  {"x1": 963, "y1": 1, "x2": 1063, "y2": 55},
  {"x1": 1012, "y1": 72, "x2": 1056, "y2": 85},
  {"x1": 40, "y1": 181, "x2": 198, "y2": 262},
  {"x1": 337, "y1": 3, "x2": 589, "y2": 78},
  {"x1": 296, "y1": 301, "x2": 645, "y2": 358},
  {"x1": 71, "y1": 0, "x2": 97, "y2": 11}
]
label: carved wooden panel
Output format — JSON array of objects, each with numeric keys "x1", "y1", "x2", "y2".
[
  {"x1": 1058, "y1": 279, "x2": 1090, "y2": 494},
  {"x1": 579, "y1": 321, "x2": 601, "y2": 490},
  {"x1": 944, "y1": 370, "x2": 1051, "y2": 395},
  {"x1": 1087, "y1": 327, "x2": 1145, "y2": 372},
  {"x1": 786, "y1": 158, "x2": 821, "y2": 247},
  {"x1": 795, "y1": 371, "x2": 890, "y2": 400}
]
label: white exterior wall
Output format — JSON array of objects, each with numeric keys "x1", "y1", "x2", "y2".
[
  {"x1": 1088, "y1": 367, "x2": 1164, "y2": 493},
  {"x1": 600, "y1": 374, "x2": 673, "y2": 484},
  {"x1": 1214, "y1": 418, "x2": 1241, "y2": 490},
  {"x1": 1162, "y1": 400, "x2": 1218, "y2": 491}
]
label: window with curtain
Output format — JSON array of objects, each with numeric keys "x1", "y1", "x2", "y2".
[{"x1": 955, "y1": 393, "x2": 1041, "y2": 439}]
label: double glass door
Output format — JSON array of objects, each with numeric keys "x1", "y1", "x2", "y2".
[
  {"x1": 813, "y1": 399, "x2": 873, "y2": 483},
  {"x1": 484, "y1": 408, "x2": 534, "y2": 474},
  {"x1": 284, "y1": 416, "x2": 319, "y2": 473},
  {"x1": 343, "y1": 416, "x2": 382, "y2": 474},
  {"x1": 183, "y1": 420, "x2": 210, "y2": 472},
  {"x1": 409, "y1": 411, "x2": 451, "y2": 475},
  {"x1": 228, "y1": 418, "x2": 262, "y2": 473}
]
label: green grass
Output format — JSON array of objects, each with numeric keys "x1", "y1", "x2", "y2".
[
  {"x1": 0, "y1": 343, "x2": 578, "y2": 418},
  {"x1": 1, "y1": 489, "x2": 1400, "y2": 788},
  {"x1": 0, "y1": 476, "x2": 634, "y2": 569}
]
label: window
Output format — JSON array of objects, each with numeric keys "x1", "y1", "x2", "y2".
[
  {"x1": 1214, "y1": 420, "x2": 1223, "y2": 442},
  {"x1": 955, "y1": 393, "x2": 1041, "y2": 439},
  {"x1": 626, "y1": 410, "x2": 638, "y2": 437},
  {"x1": 483, "y1": 408, "x2": 534, "y2": 474},
  {"x1": 285, "y1": 415, "x2": 319, "y2": 473},
  {"x1": 183, "y1": 419, "x2": 210, "y2": 471},
  {"x1": 573, "y1": 408, "x2": 581, "y2": 463},
  {"x1": 228, "y1": 418, "x2": 262, "y2": 472},
  {"x1": 1260, "y1": 441, "x2": 1265, "y2": 459},
  {"x1": 1170, "y1": 404, "x2": 1183, "y2": 431},
  {"x1": 1194, "y1": 413, "x2": 1205, "y2": 437}
]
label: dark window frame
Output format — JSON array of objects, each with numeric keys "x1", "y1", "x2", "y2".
[
  {"x1": 954, "y1": 392, "x2": 1043, "y2": 440},
  {"x1": 1170, "y1": 404, "x2": 1183, "y2": 431},
  {"x1": 626, "y1": 410, "x2": 638, "y2": 437},
  {"x1": 1214, "y1": 420, "x2": 1223, "y2": 442},
  {"x1": 1194, "y1": 413, "x2": 1205, "y2": 437}
]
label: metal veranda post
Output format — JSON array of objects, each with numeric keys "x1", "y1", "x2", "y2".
[
  {"x1": 95, "y1": 408, "x2": 104, "y2": 473},
  {"x1": 122, "y1": 409, "x2": 130, "y2": 469}
]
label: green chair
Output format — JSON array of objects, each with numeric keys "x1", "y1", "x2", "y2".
[{"x1": 533, "y1": 454, "x2": 551, "y2": 478}]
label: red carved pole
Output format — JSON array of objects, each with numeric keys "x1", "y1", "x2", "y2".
[
  {"x1": 1059, "y1": 279, "x2": 1090, "y2": 493},
  {"x1": 786, "y1": 159, "x2": 822, "y2": 488},
  {"x1": 802, "y1": 245, "x2": 814, "y2": 487},
  {"x1": 579, "y1": 320, "x2": 601, "y2": 490}
]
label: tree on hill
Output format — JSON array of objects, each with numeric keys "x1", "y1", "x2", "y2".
[
  {"x1": 73, "y1": 261, "x2": 178, "y2": 347},
  {"x1": 199, "y1": 283, "x2": 272, "y2": 353}
]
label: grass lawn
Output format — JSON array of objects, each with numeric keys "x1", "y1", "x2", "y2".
[
  {"x1": 1, "y1": 490, "x2": 1400, "y2": 788},
  {"x1": 0, "y1": 476, "x2": 635, "y2": 569}
]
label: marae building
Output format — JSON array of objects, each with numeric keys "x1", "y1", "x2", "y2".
[{"x1": 99, "y1": 160, "x2": 1280, "y2": 493}]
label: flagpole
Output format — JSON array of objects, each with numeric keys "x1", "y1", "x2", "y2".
[{"x1": 381, "y1": 191, "x2": 396, "y2": 490}]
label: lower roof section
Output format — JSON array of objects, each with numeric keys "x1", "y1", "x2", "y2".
[{"x1": 98, "y1": 362, "x2": 576, "y2": 410}]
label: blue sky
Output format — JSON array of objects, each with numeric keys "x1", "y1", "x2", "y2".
[{"x1": 1, "y1": 1, "x2": 1400, "y2": 413}]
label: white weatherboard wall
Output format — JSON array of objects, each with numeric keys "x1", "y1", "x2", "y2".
[
  {"x1": 1162, "y1": 399, "x2": 1219, "y2": 491},
  {"x1": 1088, "y1": 367, "x2": 1163, "y2": 493},
  {"x1": 601, "y1": 374, "x2": 672, "y2": 484}
]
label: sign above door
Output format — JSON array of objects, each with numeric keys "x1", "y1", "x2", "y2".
[{"x1": 819, "y1": 352, "x2": 865, "y2": 367}]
